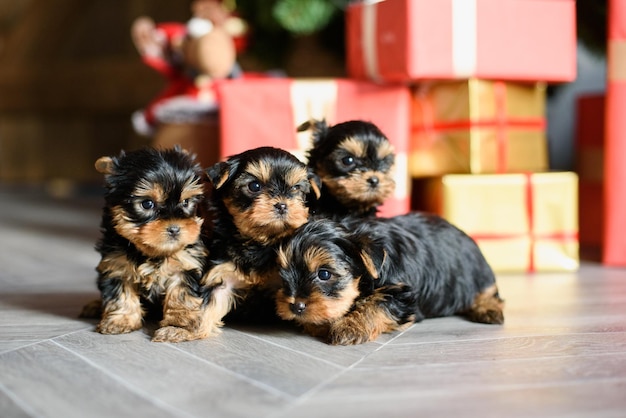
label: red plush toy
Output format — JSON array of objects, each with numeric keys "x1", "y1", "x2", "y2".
[{"x1": 131, "y1": 0, "x2": 244, "y2": 136}]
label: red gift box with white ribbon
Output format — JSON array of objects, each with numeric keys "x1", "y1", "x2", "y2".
[
  {"x1": 215, "y1": 77, "x2": 412, "y2": 217},
  {"x1": 346, "y1": 0, "x2": 577, "y2": 83},
  {"x1": 603, "y1": 0, "x2": 626, "y2": 265}
]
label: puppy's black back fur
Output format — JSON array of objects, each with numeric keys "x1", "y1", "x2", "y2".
[{"x1": 343, "y1": 213, "x2": 497, "y2": 320}]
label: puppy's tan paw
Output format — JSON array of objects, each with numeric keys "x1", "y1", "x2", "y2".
[
  {"x1": 474, "y1": 308, "x2": 505, "y2": 325},
  {"x1": 96, "y1": 316, "x2": 142, "y2": 335},
  {"x1": 152, "y1": 326, "x2": 210, "y2": 343},
  {"x1": 327, "y1": 318, "x2": 374, "y2": 345}
]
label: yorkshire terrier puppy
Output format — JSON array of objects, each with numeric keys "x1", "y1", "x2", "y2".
[
  {"x1": 299, "y1": 119, "x2": 396, "y2": 218},
  {"x1": 275, "y1": 213, "x2": 504, "y2": 345},
  {"x1": 80, "y1": 146, "x2": 213, "y2": 342},
  {"x1": 154, "y1": 146, "x2": 320, "y2": 340}
]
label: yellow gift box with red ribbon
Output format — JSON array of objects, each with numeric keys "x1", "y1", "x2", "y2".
[
  {"x1": 415, "y1": 172, "x2": 579, "y2": 273},
  {"x1": 409, "y1": 79, "x2": 548, "y2": 177}
]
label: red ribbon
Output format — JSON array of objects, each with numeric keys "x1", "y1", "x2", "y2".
[
  {"x1": 470, "y1": 173, "x2": 578, "y2": 273},
  {"x1": 413, "y1": 82, "x2": 545, "y2": 173},
  {"x1": 494, "y1": 82, "x2": 508, "y2": 173}
]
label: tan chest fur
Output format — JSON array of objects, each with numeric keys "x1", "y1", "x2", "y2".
[{"x1": 98, "y1": 246, "x2": 206, "y2": 295}]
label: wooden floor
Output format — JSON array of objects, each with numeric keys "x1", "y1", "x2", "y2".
[{"x1": 1, "y1": 186, "x2": 626, "y2": 418}]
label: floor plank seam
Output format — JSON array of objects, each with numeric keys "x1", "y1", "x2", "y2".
[
  {"x1": 50, "y1": 340, "x2": 196, "y2": 418},
  {"x1": 386, "y1": 329, "x2": 626, "y2": 347},
  {"x1": 228, "y1": 327, "x2": 351, "y2": 369},
  {"x1": 263, "y1": 323, "x2": 416, "y2": 418},
  {"x1": 345, "y1": 350, "x2": 626, "y2": 373},
  {"x1": 0, "y1": 381, "x2": 40, "y2": 418},
  {"x1": 0, "y1": 340, "x2": 50, "y2": 357},
  {"x1": 164, "y1": 342, "x2": 296, "y2": 401},
  {"x1": 288, "y1": 376, "x2": 626, "y2": 404}
]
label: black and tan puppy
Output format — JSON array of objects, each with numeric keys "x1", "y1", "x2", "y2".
[
  {"x1": 81, "y1": 146, "x2": 213, "y2": 342},
  {"x1": 275, "y1": 213, "x2": 504, "y2": 345},
  {"x1": 154, "y1": 147, "x2": 321, "y2": 340},
  {"x1": 300, "y1": 119, "x2": 396, "y2": 218}
]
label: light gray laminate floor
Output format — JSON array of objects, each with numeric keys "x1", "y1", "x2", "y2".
[{"x1": 1, "y1": 186, "x2": 626, "y2": 418}]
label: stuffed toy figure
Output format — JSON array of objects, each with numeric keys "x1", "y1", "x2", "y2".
[{"x1": 131, "y1": 0, "x2": 243, "y2": 136}]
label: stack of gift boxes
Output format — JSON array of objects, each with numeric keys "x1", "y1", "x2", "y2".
[
  {"x1": 346, "y1": 0, "x2": 578, "y2": 273},
  {"x1": 576, "y1": 0, "x2": 626, "y2": 266},
  {"x1": 214, "y1": 0, "x2": 579, "y2": 273}
]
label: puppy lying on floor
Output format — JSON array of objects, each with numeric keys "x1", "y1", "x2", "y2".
[{"x1": 275, "y1": 213, "x2": 504, "y2": 345}]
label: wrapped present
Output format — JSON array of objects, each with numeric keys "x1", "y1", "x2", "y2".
[
  {"x1": 575, "y1": 95, "x2": 605, "y2": 257},
  {"x1": 413, "y1": 172, "x2": 579, "y2": 273},
  {"x1": 346, "y1": 0, "x2": 576, "y2": 83},
  {"x1": 603, "y1": 0, "x2": 626, "y2": 266},
  {"x1": 409, "y1": 79, "x2": 548, "y2": 177},
  {"x1": 215, "y1": 78, "x2": 412, "y2": 217}
]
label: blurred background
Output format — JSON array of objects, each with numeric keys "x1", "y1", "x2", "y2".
[
  {"x1": 0, "y1": 0, "x2": 349, "y2": 186},
  {"x1": 0, "y1": 0, "x2": 608, "y2": 184}
]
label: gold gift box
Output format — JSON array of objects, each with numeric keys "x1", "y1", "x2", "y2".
[
  {"x1": 415, "y1": 172, "x2": 579, "y2": 273},
  {"x1": 409, "y1": 79, "x2": 548, "y2": 177}
]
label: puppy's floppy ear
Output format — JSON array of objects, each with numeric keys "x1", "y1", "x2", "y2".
[
  {"x1": 173, "y1": 145, "x2": 196, "y2": 159},
  {"x1": 206, "y1": 158, "x2": 239, "y2": 190},
  {"x1": 276, "y1": 244, "x2": 290, "y2": 270},
  {"x1": 297, "y1": 120, "x2": 313, "y2": 133},
  {"x1": 297, "y1": 118, "x2": 326, "y2": 133},
  {"x1": 298, "y1": 119, "x2": 329, "y2": 146},
  {"x1": 94, "y1": 156, "x2": 117, "y2": 175},
  {"x1": 355, "y1": 236, "x2": 387, "y2": 280},
  {"x1": 307, "y1": 170, "x2": 322, "y2": 200},
  {"x1": 359, "y1": 249, "x2": 387, "y2": 280}
]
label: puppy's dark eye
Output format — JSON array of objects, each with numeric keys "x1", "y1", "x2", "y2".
[
  {"x1": 181, "y1": 199, "x2": 190, "y2": 208},
  {"x1": 248, "y1": 181, "x2": 262, "y2": 193},
  {"x1": 141, "y1": 199, "x2": 155, "y2": 210},
  {"x1": 291, "y1": 184, "x2": 301, "y2": 193},
  {"x1": 341, "y1": 156, "x2": 355, "y2": 167},
  {"x1": 317, "y1": 269, "x2": 332, "y2": 281}
]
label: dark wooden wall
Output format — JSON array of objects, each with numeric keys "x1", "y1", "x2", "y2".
[
  {"x1": 0, "y1": 0, "x2": 191, "y2": 183},
  {"x1": 0, "y1": 0, "x2": 346, "y2": 184}
]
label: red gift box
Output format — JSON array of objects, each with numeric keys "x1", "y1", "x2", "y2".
[
  {"x1": 575, "y1": 95, "x2": 605, "y2": 258},
  {"x1": 346, "y1": 0, "x2": 577, "y2": 83},
  {"x1": 215, "y1": 78, "x2": 411, "y2": 217},
  {"x1": 604, "y1": 0, "x2": 626, "y2": 265}
]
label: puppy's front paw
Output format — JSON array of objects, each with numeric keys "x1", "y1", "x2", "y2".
[
  {"x1": 474, "y1": 307, "x2": 505, "y2": 325},
  {"x1": 327, "y1": 317, "x2": 373, "y2": 345},
  {"x1": 152, "y1": 325, "x2": 212, "y2": 342},
  {"x1": 96, "y1": 315, "x2": 142, "y2": 335}
]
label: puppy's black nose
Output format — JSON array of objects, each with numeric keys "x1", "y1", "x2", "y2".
[
  {"x1": 167, "y1": 225, "x2": 181, "y2": 237},
  {"x1": 274, "y1": 202, "x2": 288, "y2": 214},
  {"x1": 290, "y1": 301, "x2": 306, "y2": 315},
  {"x1": 367, "y1": 176, "x2": 380, "y2": 187}
]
